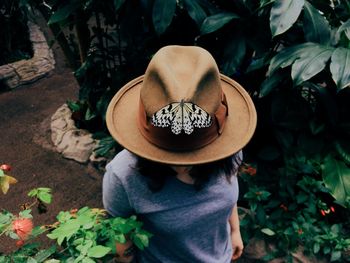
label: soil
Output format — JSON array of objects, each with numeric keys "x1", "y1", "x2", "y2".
[{"x1": 0, "y1": 18, "x2": 103, "y2": 254}]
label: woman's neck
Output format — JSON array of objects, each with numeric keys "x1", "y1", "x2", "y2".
[{"x1": 176, "y1": 172, "x2": 195, "y2": 185}]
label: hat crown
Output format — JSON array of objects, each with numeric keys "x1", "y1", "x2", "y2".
[{"x1": 140, "y1": 46, "x2": 222, "y2": 116}]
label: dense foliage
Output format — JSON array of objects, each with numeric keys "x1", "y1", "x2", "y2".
[
  {"x1": 0, "y1": 166, "x2": 152, "y2": 262},
  {"x1": 0, "y1": 0, "x2": 33, "y2": 66},
  {"x1": 8, "y1": 0, "x2": 350, "y2": 261}
]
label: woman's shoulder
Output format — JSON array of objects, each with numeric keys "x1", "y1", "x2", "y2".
[{"x1": 106, "y1": 149, "x2": 139, "y2": 181}]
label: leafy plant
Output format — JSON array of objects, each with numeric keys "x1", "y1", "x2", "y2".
[
  {"x1": 0, "y1": 166, "x2": 152, "y2": 262},
  {"x1": 239, "y1": 162, "x2": 350, "y2": 261}
]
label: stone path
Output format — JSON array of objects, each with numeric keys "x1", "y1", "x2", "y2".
[{"x1": 0, "y1": 21, "x2": 103, "y2": 253}]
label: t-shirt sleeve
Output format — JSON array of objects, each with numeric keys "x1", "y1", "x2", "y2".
[{"x1": 102, "y1": 163, "x2": 134, "y2": 217}]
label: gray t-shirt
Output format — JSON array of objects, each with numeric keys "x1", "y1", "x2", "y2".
[{"x1": 102, "y1": 150, "x2": 240, "y2": 263}]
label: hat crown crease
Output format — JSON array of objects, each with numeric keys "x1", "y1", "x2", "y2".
[{"x1": 141, "y1": 46, "x2": 222, "y2": 116}]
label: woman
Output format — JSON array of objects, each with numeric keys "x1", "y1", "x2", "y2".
[{"x1": 103, "y1": 46, "x2": 257, "y2": 262}]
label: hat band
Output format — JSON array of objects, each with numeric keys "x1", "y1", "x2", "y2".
[{"x1": 137, "y1": 92, "x2": 228, "y2": 151}]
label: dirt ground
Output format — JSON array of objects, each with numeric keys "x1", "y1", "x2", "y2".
[{"x1": 0, "y1": 22, "x2": 103, "y2": 253}]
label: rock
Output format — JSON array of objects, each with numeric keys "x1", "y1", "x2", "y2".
[
  {"x1": 51, "y1": 104, "x2": 75, "y2": 146},
  {"x1": 50, "y1": 104, "x2": 99, "y2": 163},
  {"x1": 57, "y1": 129, "x2": 96, "y2": 163}
]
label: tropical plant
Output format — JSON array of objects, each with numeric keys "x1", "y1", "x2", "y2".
[
  {"x1": 239, "y1": 164, "x2": 350, "y2": 261},
  {"x1": 0, "y1": 165, "x2": 152, "y2": 262}
]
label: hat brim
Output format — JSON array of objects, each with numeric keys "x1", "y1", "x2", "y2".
[{"x1": 106, "y1": 74, "x2": 257, "y2": 165}]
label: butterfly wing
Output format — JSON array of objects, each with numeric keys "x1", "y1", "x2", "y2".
[
  {"x1": 171, "y1": 108, "x2": 184, "y2": 134},
  {"x1": 181, "y1": 104, "x2": 194, "y2": 135},
  {"x1": 152, "y1": 102, "x2": 212, "y2": 135},
  {"x1": 184, "y1": 103, "x2": 212, "y2": 129},
  {"x1": 151, "y1": 103, "x2": 179, "y2": 128}
]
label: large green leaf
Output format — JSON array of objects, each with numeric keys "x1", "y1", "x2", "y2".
[
  {"x1": 270, "y1": 0, "x2": 304, "y2": 37},
  {"x1": 183, "y1": 0, "x2": 207, "y2": 26},
  {"x1": 259, "y1": 71, "x2": 285, "y2": 97},
  {"x1": 330, "y1": 47, "x2": 350, "y2": 91},
  {"x1": 336, "y1": 19, "x2": 350, "y2": 41},
  {"x1": 335, "y1": 139, "x2": 350, "y2": 165},
  {"x1": 113, "y1": 0, "x2": 125, "y2": 12},
  {"x1": 303, "y1": 1, "x2": 330, "y2": 45},
  {"x1": 221, "y1": 33, "x2": 246, "y2": 76},
  {"x1": 291, "y1": 46, "x2": 333, "y2": 85},
  {"x1": 152, "y1": 0, "x2": 177, "y2": 35},
  {"x1": 268, "y1": 43, "x2": 315, "y2": 76},
  {"x1": 87, "y1": 245, "x2": 111, "y2": 258},
  {"x1": 321, "y1": 155, "x2": 350, "y2": 207},
  {"x1": 200, "y1": 12, "x2": 239, "y2": 35},
  {"x1": 34, "y1": 246, "x2": 56, "y2": 262},
  {"x1": 48, "y1": 2, "x2": 80, "y2": 25}
]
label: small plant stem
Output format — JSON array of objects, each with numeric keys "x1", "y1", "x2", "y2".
[{"x1": 0, "y1": 224, "x2": 12, "y2": 237}]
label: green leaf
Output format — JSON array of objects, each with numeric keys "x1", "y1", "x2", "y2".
[
  {"x1": 291, "y1": 46, "x2": 333, "y2": 85},
  {"x1": 67, "y1": 100, "x2": 82, "y2": 112},
  {"x1": 335, "y1": 140, "x2": 350, "y2": 165},
  {"x1": 321, "y1": 156, "x2": 350, "y2": 207},
  {"x1": 336, "y1": 19, "x2": 350, "y2": 41},
  {"x1": 87, "y1": 245, "x2": 111, "y2": 258},
  {"x1": 330, "y1": 47, "x2": 350, "y2": 91},
  {"x1": 82, "y1": 258, "x2": 96, "y2": 263},
  {"x1": 330, "y1": 250, "x2": 341, "y2": 261},
  {"x1": 19, "y1": 209, "x2": 32, "y2": 219},
  {"x1": 47, "y1": 220, "x2": 80, "y2": 245},
  {"x1": 0, "y1": 212, "x2": 12, "y2": 224},
  {"x1": 30, "y1": 226, "x2": 46, "y2": 238},
  {"x1": 0, "y1": 256, "x2": 10, "y2": 263},
  {"x1": 37, "y1": 192, "x2": 52, "y2": 204},
  {"x1": 85, "y1": 108, "x2": 97, "y2": 121},
  {"x1": 183, "y1": 0, "x2": 207, "y2": 26},
  {"x1": 34, "y1": 246, "x2": 56, "y2": 262},
  {"x1": 94, "y1": 136, "x2": 117, "y2": 157},
  {"x1": 27, "y1": 257, "x2": 37, "y2": 263},
  {"x1": 256, "y1": 205, "x2": 266, "y2": 225},
  {"x1": 0, "y1": 169, "x2": 4, "y2": 177},
  {"x1": 303, "y1": 1, "x2": 330, "y2": 45},
  {"x1": 313, "y1": 242, "x2": 320, "y2": 254},
  {"x1": 152, "y1": 0, "x2": 177, "y2": 35},
  {"x1": 270, "y1": 0, "x2": 304, "y2": 37},
  {"x1": 200, "y1": 12, "x2": 239, "y2": 35},
  {"x1": 132, "y1": 233, "x2": 150, "y2": 250},
  {"x1": 268, "y1": 43, "x2": 315, "y2": 75},
  {"x1": 113, "y1": 0, "x2": 125, "y2": 12},
  {"x1": 114, "y1": 233, "x2": 126, "y2": 243},
  {"x1": 261, "y1": 228, "x2": 276, "y2": 236},
  {"x1": 9, "y1": 231, "x2": 19, "y2": 239},
  {"x1": 221, "y1": 34, "x2": 246, "y2": 76},
  {"x1": 56, "y1": 211, "x2": 72, "y2": 223},
  {"x1": 259, "y1": 71, "x2": 285, "y2": 97},
  {"x1": 48, "y1": 2, "x2": 80, "y2": 25}
]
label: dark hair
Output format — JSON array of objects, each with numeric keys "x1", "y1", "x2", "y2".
[{"x1": 136, "y1": 153, "x2": 242, "y2": 192}]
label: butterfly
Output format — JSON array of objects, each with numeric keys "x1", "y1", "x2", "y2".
[{"x1": 151, "y1": 100, "x2": 212, "y2": 135}]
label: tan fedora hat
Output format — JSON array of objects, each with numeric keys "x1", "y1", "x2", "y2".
[{"x1": 106, "y1": 45, "x2": 257, "y2": 165}]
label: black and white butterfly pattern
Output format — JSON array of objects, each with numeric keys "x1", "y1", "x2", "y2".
[{"x1": 151, "y1": 100, "x2": 212, "y2": 135}]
